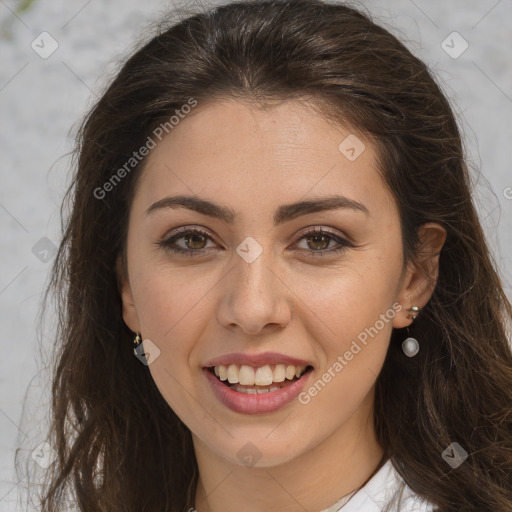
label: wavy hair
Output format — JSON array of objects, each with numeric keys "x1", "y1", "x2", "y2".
[{"x1": 19, "y1": 1, "x2": 512, "y2": 511}]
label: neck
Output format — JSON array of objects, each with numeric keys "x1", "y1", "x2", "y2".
[{"x1": 193, "y1": 392, "x2": 385, "y2": 512}]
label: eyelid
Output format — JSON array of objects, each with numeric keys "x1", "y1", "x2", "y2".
[
  {"x1": 159, "y1": 225, "x2": 218, "y2": 247},
  {"x1": 294, "y1": 225, "x2": 352, "y2": 243},
  {"x1": 162, "y1": 225, "x2": 214, "y2": 241}
]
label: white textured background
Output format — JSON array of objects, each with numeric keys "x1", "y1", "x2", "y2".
[{"x1": 0, "y1": 0, "x2": 511, "y2": 509}]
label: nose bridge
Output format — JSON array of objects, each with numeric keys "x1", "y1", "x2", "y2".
[
  {"x1": 237, "y1": 249, "x2": 270, "y2": 291},
  {"x1": 218, "y1": 239, "x2": 291, "y2": 333},
  {"x1": 233, "y1": 234, "x2": 273, "y2": 291},
  {"x1": 232, "y1": 241, "x2": 276, "y2": 304}
]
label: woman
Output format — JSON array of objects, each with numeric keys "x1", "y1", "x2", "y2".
[{"x1": 34, "y1": 0, "x2": 512, "y2": 510}]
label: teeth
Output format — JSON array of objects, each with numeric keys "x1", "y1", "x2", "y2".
[
  {"x1": 213, "y1": 363, "x2": 307, "y2": 385},
  {"x1": 232, "y1": 385, "x2": 282, "y2": 394},
  {"x1": 285, "y1": 365, "x2": 296, "y2": 380},
  {"x1": 273, "y1": 364, "x2": 286, "y2": 382},
  {"x1": 255, "y1": 365, "x2": 273, "y2": 386},
  {"x1": 239, "y1": 365, "x2": 255, "y2": 385},
  {"x1": 227, "y1": 365, "x2": 239, "y2": 384}
]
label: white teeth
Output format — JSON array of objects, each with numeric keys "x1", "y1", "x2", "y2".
[
  {"x1": 273, "y1": 364, "x2": 286, "y2": 382},
  {"x1": 254, "y1": 365, "x2": 273, "y2": 386},
  {"x1": 285, "y1": 365, "x2": 296, "y2": 380},
  {"x1": 239, "y1": 365, "x2": 255, "y2": 385},
  {"x1": 227, "y1": 364, "x2": 239, "y2": 384},
  {"x1": 213, "y1": 363, "x2": 307, "y2": 385},
  {"x1": 232, "y1": 385, "x2": 281, "y2": 394}
]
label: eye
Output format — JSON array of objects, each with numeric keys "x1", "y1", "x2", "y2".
[
  {"x1": 293, "y1": 228, "x2": 353, "y2": 256},
  {"x1": 157, "y1": 226, "x2": 353, "y2": 257},
  {"x1": 157, "y1": 227, "x2": 217, "y2": 256}
]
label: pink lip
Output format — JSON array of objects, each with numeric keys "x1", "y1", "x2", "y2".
[
  {"x1": 203, "y1": 367, "x2": 313, "y2": 414},
  {"x1": 203, "y1": 351, "x2": 312, "y2": 368}
]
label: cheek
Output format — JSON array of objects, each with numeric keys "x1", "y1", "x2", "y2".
[
  {"x1": 127, "y1": 267, "x2": 211, "y2": 407},
  {"x1": 132, "y1": 263, "x2": 215, "y2": 339},
  {"x1": 291, "y1": 253, "x2": 401, "y2": 341},
  {"x1": 296, "y1": 269, "x2": 396, "y2": 420},
  {"x1": 131, "y1": 267, "x2": 215, "y2": 426}
]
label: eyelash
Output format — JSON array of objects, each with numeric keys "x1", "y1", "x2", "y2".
[{"x1": 157, "y1": 226, "x2": 353, "y2": 257}]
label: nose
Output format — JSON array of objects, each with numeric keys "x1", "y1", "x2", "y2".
[{"x1": 216, "y1": 248, "x2": 292, "y2": 335}]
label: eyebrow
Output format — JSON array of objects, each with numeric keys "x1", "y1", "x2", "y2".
[{"x1": 145, "y1": 194, "x2": 369, "y2": 224}]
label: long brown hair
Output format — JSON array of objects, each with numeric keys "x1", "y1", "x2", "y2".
[{"x1": 18, "y1": 1, "x2": 512, "y2": 510}]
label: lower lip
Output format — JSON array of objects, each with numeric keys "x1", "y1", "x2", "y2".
[{"x1": 203, "y1": 367, "x2": 312, "y2": 414}]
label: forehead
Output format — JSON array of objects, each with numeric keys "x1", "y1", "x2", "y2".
[{"x1": 134, "y1": 98, "x2": 396, "y2": 222}]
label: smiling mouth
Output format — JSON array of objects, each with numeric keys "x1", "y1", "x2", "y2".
[{"x1": 207, "y1": 364, "x2": 313, "y2": 394}]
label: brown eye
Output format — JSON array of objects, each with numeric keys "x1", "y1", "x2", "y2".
[
  {"x1": 158, "y1": 227, "x2": 217, "y2": 256},
  {"x1": 306, "y1": 233, "x2": 331, "y2": 251},
  {"x1": 295, "y1": 228, "x2": 352, "y2": 256},
  {"x1": 185, "y1": 232, "x2": 208, "y2": 250}
]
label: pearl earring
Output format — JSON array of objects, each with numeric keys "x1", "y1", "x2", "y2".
[{"x1": 402, "y1": 306, "x2": 420, "y2": 357}]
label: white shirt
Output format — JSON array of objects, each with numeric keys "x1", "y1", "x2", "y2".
[{"x1": 320, "y1": 459, "x2": 436, "y2": 512}]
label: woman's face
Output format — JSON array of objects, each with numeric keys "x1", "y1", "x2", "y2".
[{"x1": 119, "y1": 98, "x2": 423, "y2": 467}]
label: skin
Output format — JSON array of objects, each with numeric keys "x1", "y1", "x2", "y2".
[{"x1": 118, "y1": 98, "x2": 446, "y2": 512}]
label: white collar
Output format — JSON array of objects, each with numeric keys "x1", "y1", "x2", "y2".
[{"x1": 320, "y1": 459, "x2": 435, "y2": 512}]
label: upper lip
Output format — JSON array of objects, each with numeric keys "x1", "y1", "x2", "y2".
[{"x1": 203, "y1": 352, "x2": 312, "y2": 368}]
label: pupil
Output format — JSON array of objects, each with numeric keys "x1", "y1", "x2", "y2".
[
  {"x1": 309, "y1": 234, "x2": 328, "y2": 250},
  {"x1": 187, "y1": 234, "x2": 206, "y2": 249}
]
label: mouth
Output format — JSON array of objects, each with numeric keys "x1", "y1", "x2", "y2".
[{"x1": 206, "y1": 364, "x2": 314, "y2": 394}]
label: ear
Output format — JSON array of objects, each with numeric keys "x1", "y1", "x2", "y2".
[
  {"x1": 115, "y1": 254, "x2": 141, "y2": 333},
  {"x1": 393, "y1": 222, "x2": 447, "y2": 329}
]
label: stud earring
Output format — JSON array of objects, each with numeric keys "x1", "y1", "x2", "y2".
[
  {"x1": 406, "y1": 305, "x2": 419, "y2": 320},
  {"x1": 402, "y1": 306, "x2": 420, "y2": 357}
]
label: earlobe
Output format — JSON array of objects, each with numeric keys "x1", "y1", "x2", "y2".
[
  {"x1": 393, "y1": 222, "x2": 447, "y2": 329},
  {"x1": 115, "y1": 255, "x2": 141, "y2": 333}
]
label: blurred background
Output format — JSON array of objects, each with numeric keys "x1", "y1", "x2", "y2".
[{"x1": 0, "y1": 0, "x2": 511, "y2": 509}]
